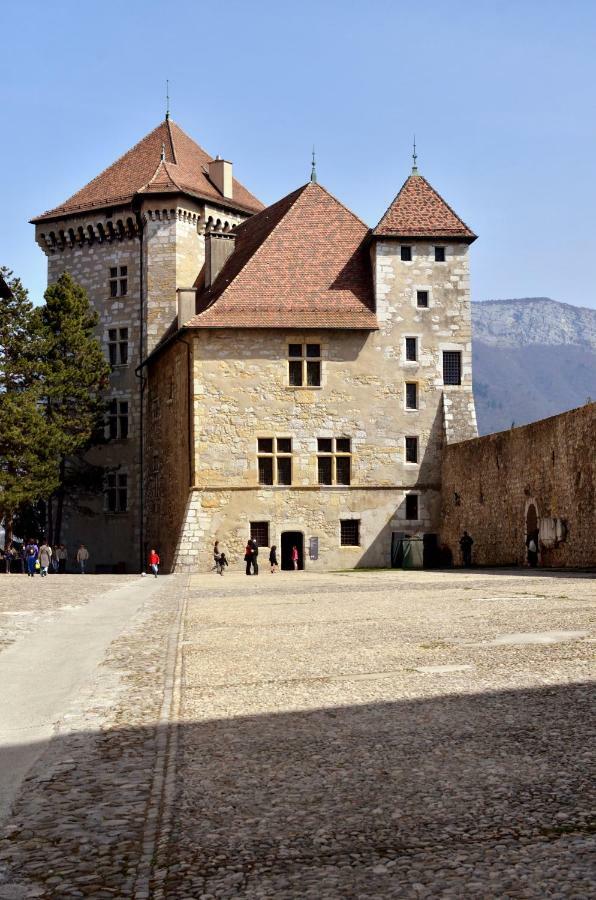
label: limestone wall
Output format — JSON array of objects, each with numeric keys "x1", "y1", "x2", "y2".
[{"x1": 440, "y1": 403, "x2": 596, "y2": 567}]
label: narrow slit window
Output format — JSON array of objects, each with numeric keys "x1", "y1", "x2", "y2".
[
  {"x1": 405, "y1": 436, "x2": 419, "y2": 463},
  {"x1": 405, "y1": 494, "x2": 419, "y2": 520},
  {"x1": 401, "y1": 245, "x2": 412, "y2": 262},
  {"x1": 405, "y1": 382, "x2": 418, "y2": 410},
  {"x1": 405, "y1": 337, "x2": 418, "y2": 362}
]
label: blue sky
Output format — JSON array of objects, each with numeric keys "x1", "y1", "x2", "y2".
[{"x1": 1, "y1": 0, "x2": 595, "y2": 308}]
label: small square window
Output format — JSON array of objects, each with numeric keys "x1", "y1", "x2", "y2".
[
  {"x1": 120, "y1": 266, "x2": 127, "y2": 277},
  {"x1": 405, "y1": 337, "x2": 418, "y2": 362},
  {"x1": 258, "y1": 457, "x2": 274, "y2": 485},
  {"x1": 336, "y1": 437, "x2": 351, "y2": 453},
  {"x1": 434, "y1": 246, "x2": 446, "y2": 262},
  {"x1": 340, "y1": 519, "x2": 360, "y2": 546},
  {"x1": 416, "y1": 290, "x2": 429, "y2": 308},
  {"x1": 277, "y1": 456, "x2": 292, "y2": 485},
  {"x1": 443, "y1": 351, "x2": 462, "y2": 386},
  {"x1": 306, "y1": 344, "x2": 321, "y2": 358},
  {"x1": 405, "y1": 494, "x2": 419, "y2": 520},
  {"x1": 257, "y1": 437, "x2": 273, "y2": 454},
  {"x1": 405, "y1": 382, "x2": 418, "y2": 410},
  {"x1": 288, "y1": 344, "x2": 302, "y2": 358},
  {"x1": 317, "y1": 438, "x2": 333, "y2": 453},
  {"x1": 401, "y1": 245, "x2": 412, "y2": 262},
  {"x1": 276, "y1": 437, "x2": 292, "y2": 454},
  {"x1": 250, "y1": 521, "x2": 269, "y2": 547},
  {"x1": 405, "y1": 436, "x2": 419, "y2": 463},
  {"x1": 318, "y1": 456, "x2": 332, "y2": 485}
]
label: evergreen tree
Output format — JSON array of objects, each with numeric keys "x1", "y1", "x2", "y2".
[
  {"x1": 0, "y1": 267, "x2": 57, "y2": 544},
  {"x1": 34, "y1": 272, "x2": 110, "y2": 543}
]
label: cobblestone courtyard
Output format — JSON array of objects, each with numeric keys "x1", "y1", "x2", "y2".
[{"x1": 0, "y1": 569, "x2": 594, "y2": 898}]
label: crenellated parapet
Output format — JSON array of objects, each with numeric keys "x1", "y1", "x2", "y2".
[{"x1": 35, "y1": 210, "x2": 140, "y2": 256}]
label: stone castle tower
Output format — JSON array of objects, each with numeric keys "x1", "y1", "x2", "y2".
[
  {"x1": 32, "y1": 118, "x2": 263, "y2": 570},
  {"x1": 32, "y1": 119, "x2": 477, "y2": 572}
]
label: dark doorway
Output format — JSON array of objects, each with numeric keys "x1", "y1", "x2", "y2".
[
  {"x1": 281, "y1": 532, "x2": 304, "y2": 570},
  {"x1": 526, "y1": 503, "x2": 538, "y2": 537}
]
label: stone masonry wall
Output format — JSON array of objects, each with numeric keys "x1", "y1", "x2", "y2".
[
  {"x1": 440, "y1": 403, "x2": 596, "y2": 567},
  {"x1": 41, "y1": 214, "x2": 141, "y2": 569}
]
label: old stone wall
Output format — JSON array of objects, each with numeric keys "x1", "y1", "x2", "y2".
[
  {"x1": 144, "y1": 338, "x2": 192, "y2": 572},
  {"x1": 440, "y1": 403, "x2": 596, "y2": 567},
  {"x1": 40, "y1": 213, "x2": 141, "y2": 570}
]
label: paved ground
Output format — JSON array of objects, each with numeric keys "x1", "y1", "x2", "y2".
[{"x1": 0, "y1": 568, "x2": 594, "y2": 898}]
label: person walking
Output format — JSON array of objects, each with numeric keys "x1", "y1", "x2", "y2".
[
  {"x1": 250, "y1": 537, "x2": 259, "y2": 575},
  {"x1": 148, "y1": 548, "x2": 160, "y2": 577},
  {"x1": 291, "y1": 545, "x2": 299, "y2": 570},
  {"x1": 526, "y1": 530, "x2": 539, "y2": 568},
  {"x1": 38, "y1": 541, "x2": 52, "y2": 577},
  {"x1": 269, "y1": 545, "x2": 278, "y2": 573},
  {"x1": 244, "y1": 541, "x2": 253, "y2": 576},
  {"x1": 56, "y1": 544, "x2": 67, "y2": 574},
  {"x1": 459, "y1": 531, "x2": 474, "y2": 568},
  {"x1": 217, "y1": 551, "x2": 228, "y2": 575},
  {"x1": 25, "y1": 539, "x2": 39, "y2": 577},
  {"x1": 213, "y1": 540, "x2": 222, "y2": 574},
  {"x1": 76, "y1": 543, "x2": 89, "y2": 574}
]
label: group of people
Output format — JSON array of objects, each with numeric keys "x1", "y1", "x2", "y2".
[
  {"x1": 1, "y1": 540, "x2": 90, "y2": 575},
  {"x1": 212, "y1": 538, "x2": 300, "y2": 575}
]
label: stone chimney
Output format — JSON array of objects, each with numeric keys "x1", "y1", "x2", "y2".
[
  {"x1": 205, "y1": 232, "x2": 236, "y2": 288},
  {"x1": 177, "y1": 288, "x2": 197, "y2": 326},
  {"x1": 208, "y1": 156, "x2": 233, "y2": 199}
]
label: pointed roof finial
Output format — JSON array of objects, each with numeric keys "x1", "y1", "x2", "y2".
[
  {"x1": 165, "y1": 79, "x2": 170, "y2": 121},
  {"x1": 310, "y1": 146, "x2": 317, "y2": 183},
  {"x1": 411, "y1": 135, "x2": 419, "y2": 175},
  {"x1": 161, "y1": 142, "x2": 166, "y2": 163}
]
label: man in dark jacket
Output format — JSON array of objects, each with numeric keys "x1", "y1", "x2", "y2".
[{"x1": 250, "y1": 537, "x2": 259, "y2": 575}]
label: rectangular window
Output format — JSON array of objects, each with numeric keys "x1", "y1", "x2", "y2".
[
  {"x1": 106, "y1": 472, "x2": 128, "y2": 513},
  {"x1": 401, "y1": 245, "x2": 412, "y2": 262},
  {"x1": 434, "y1": 246, "x2": 446, "y2": 262},
  {"x1": 317, "y1": 437, "x2": 351, "y2": 485},
  {"x1": 340, "y1": 519, "x2": 360, "y2": 546},
  {"x1": 257, "y1": 437, "x2": 292, "y2": 485},
  {"x1": 405, "y1": 436, "x2": 419, "y2": 463},
  {"x1": 416, "y1": 290, "x2": 429, "y2": 308},
  {"x1": 288, "y1": 343, "x2": 321, "y2": 387},
  {"x1": 443, "y1": 351, "x2": 462, "y2": 386},
  {"x1": 405, "y1": 337, "x2": 418, "y2": 362},
  {"x1": 108, "y1": 327, "x2": 129, "y2": 366},
  {"x1": 405, "y1": 494, "x2": 419, "y2": 520},
  {"x1": 109, "y1": 265, "x2": 128, "y2": 297},
  {"x1": 405, "y1": 382, "x2": 418, "y2": 410},
  {"x1": 250, "y1": 521, "x2": 270, "y2": 547},
  {"x1": 107, "y1": 399, "x2": 129, "y2": 440}
]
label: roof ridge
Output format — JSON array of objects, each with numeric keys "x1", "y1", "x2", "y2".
[
  {"x1": 308, "y1": 181, "x2": 370, "y2": 230},
  {"x1": 197, "y1": 184, "x2": 309, "y2": 317},
  {"x1": 166, "y1": 118, "x2": 178, "y2": 164}
]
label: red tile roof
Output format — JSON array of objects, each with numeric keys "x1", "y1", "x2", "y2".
[
  {"x1": 373, "y1": 173, "x2": 476, "y2": 241},
  {"x1": 185, "y1": 181, "x2": 377, "y2": 330},
  {"x1": 32, "y1": 119, "x2": 263, "y2": 222}
]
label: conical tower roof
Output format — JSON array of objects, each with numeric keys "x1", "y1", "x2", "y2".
[
  {"x1": 32, "y1": 119, "x2": 263, "y2": 222},
  {"x1": 373, "y1": 173, "x2": 476, "y2": 242}
]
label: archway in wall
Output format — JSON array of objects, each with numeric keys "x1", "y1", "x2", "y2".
[{"x1": 526, "y1": 503, "x2": 537, "y2": 537}]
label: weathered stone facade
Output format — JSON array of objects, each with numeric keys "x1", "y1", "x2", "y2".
[
  {"x1": 146, "y1": 234, "x2": 477, "y2": 573},
  {"x1": 440, "y1": 402, "x2": 596, "y2": 568}
]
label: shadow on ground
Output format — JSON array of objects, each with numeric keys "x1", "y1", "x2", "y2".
[{"x1": 0, "y1": 683, "x2": 594, "y2": 898}]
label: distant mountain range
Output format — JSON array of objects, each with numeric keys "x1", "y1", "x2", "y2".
[{"x1": 472, "y1": 298, "x2": 596, "y2": 435}]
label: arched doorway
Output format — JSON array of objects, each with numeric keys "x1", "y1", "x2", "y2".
[{"x1": 526, "y1": 503, "x2": 537, "y2": 536}]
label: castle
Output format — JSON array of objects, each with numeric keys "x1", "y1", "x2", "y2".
[{"x1": 32, "y1": 117, "x2": 478, "y2": 572}]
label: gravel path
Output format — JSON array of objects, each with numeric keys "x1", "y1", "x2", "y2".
[{"x1": 0, "y1": 568, "x2": 593, "y2": 898}]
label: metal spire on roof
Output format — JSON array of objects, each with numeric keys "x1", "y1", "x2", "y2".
[
  {"x1": 165, "y1": 79, "x2": 170, "y2": 121},
  {"x1": 310, "y1": 146, "x2": 317, "y2": 183},
  {"x1": 411, "y1": 135, "x2": 419, "y2": 175}
]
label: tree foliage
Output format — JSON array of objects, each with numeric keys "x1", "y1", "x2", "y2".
[{"x1": 0, "y1": 269, "x2": 110, "y2": 544}]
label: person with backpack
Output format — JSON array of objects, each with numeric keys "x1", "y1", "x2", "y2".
[{"x1": 25, "y1": 539, "x2": 39, "y2": 577}]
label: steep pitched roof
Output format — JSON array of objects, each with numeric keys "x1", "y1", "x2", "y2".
[
  {"x1": 32, "y1": 119, "x2": 263, "y2": 222},
  {"x1": 373, "y1": 173, "x2": 476, "y2": 242},
  {"x1": 186, "y1": 181, "x2": 377, "y2": 330}
]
